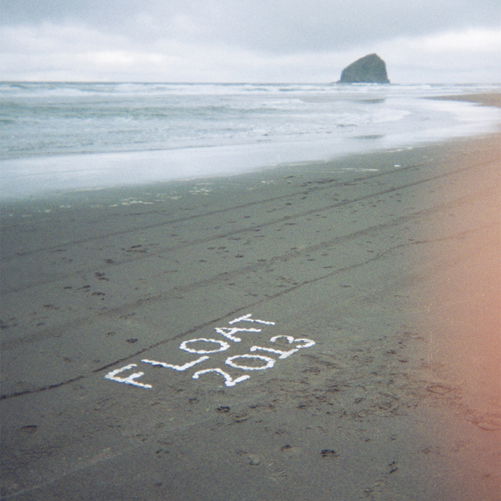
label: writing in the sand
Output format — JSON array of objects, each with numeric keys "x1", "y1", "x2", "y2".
[{"x1": 104, "y1": 313, "x2": 315, "y2": 389}]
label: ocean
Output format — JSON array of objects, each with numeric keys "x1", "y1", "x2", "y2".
[{"x1": 1, "y1": 82, "x2": 500, "y2": 199}]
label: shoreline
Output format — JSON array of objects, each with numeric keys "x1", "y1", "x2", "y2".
[
  {"x1": 432, "y1": 91, "x2": 501, "y2": 108},
  {"x1": 1, "y1": 89, "x2": 500, "y2": 202},
  {"x1": 1, "y1": 94, "x2": 500, "y2": 500}
]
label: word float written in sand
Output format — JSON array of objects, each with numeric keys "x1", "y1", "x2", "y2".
[{"x1": 104, "y1": 314, "x2": 316, "y2": 389}]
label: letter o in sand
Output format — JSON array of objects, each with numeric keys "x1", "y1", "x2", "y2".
[
  {"x1": 180, "y1": 338, "x2": 230, "y2": 354},
  {"x1": 225, "y1": 354, "x2": 275, "y2": 371}
]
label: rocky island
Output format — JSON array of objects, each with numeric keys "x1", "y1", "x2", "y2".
[{"x1": 338, "y1": 53, "x2": 390, "y2": 83}]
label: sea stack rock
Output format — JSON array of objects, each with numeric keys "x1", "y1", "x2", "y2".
[{"x1": 338, "y1": 54, "x2": 390, "y2": 84}]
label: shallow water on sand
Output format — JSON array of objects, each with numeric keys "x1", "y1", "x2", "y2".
[{"x1": 1, "y1": 82, "x2": 500, "y2": 198}]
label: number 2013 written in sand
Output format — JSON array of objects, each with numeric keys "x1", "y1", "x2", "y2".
[{"x1": 104, "y1": 314, "x2": 315, "y2": 389}]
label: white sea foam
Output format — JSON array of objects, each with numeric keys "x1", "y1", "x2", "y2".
[{"x1": 0, "y1": 82, "x2": 500, "y2": 199}]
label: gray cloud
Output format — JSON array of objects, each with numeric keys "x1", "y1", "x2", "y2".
[
  {"x1": 1, "y1": 0, "x2": 500, "y2": 82},
  {"x1": 2, "y1": 0, "x2": 500, "y2": 53}
]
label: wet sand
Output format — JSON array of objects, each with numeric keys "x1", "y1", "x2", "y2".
[{"x1": 1, "y1": 95, "x2": 500, "y2": 500}]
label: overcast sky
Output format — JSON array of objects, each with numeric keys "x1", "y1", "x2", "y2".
[{"x1": 1, "y1": 0, "x2": 500, "y2": 83}]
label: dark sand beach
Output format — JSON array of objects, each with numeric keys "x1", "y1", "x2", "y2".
[{"x1": 1, "y1": 94, "x2": 500, "y2": 500}]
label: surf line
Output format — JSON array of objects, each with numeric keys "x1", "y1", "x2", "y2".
[{"x1": 104, "y1": 313, "x2": 315, "y2": 389}]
